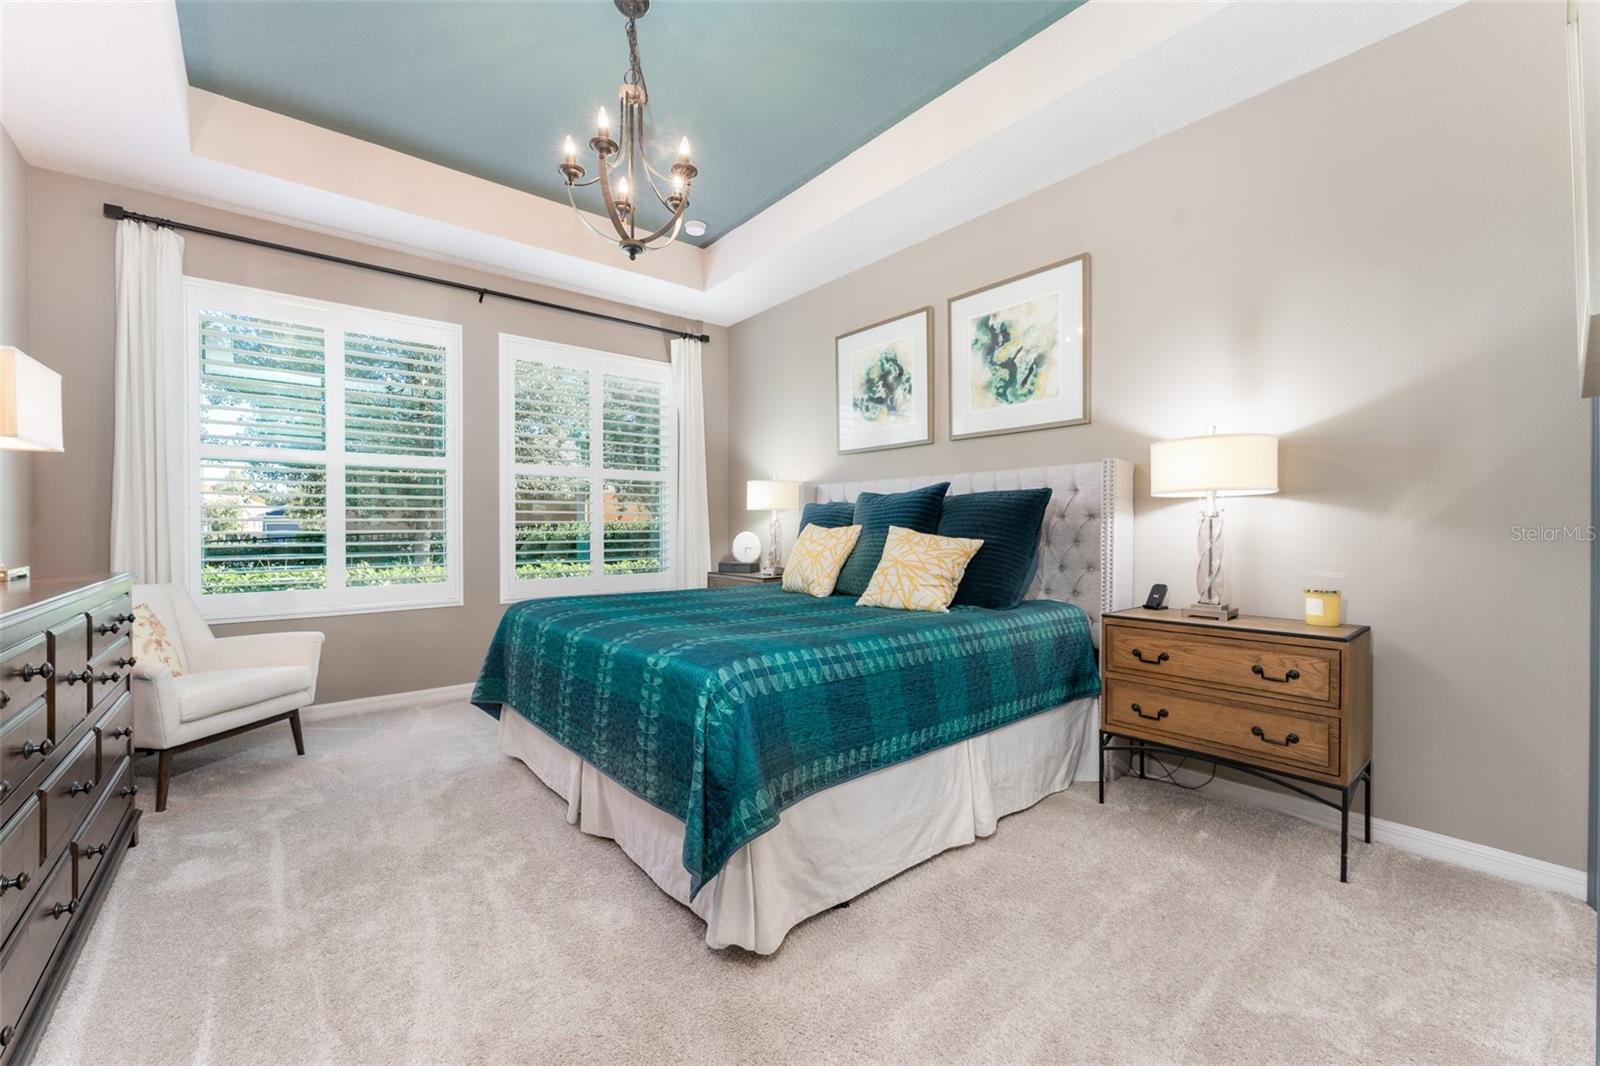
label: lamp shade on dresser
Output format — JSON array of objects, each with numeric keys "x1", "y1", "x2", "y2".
[
  {"x1": 0, "y1": 574, "x2": 141, "y2": 1065},
  {"x1": 0, "y1": 348, "x2": 63, "y2": 454}
]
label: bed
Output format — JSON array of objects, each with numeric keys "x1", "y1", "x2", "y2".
[{"x1": 473, "y1": 461, "x2": 1134, "y2": 953}]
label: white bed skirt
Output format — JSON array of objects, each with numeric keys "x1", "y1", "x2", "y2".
[{"x1": 498, "y1": 696, "x2": 1096, "y2": 954}]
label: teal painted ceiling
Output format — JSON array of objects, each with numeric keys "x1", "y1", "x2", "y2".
[{"x1": 175, "y1": 1, "x2": 1083, "y2": 246}]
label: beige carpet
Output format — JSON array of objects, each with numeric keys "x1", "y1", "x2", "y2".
[{"x1": 28, "y1": 701, "x2": 1595, "y2": 1066}]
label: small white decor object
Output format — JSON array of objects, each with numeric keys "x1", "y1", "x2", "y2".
[
  {"x1": 948, "y1": 254, "x2": 1089, "y2": 440},
  {"x1": 835, "y1": 307, "x2": 932, "y2": 454},
  {"x1": 731, "y1": 531, "x2": 761, "y2": 564}
]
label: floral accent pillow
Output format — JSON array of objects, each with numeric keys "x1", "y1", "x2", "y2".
[
  {"x1": 781, "y1": 524, "x2": 863, "y2": 598},
  {"x1": 857, "y1": 526, "x2": 985, "y2": 613},
  {"x1": 131, "y1": 602, "x2": 184, "y2": 676}
]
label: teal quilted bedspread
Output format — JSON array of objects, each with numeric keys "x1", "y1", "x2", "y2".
[{"x1": 471, "y1": 584, "x2": 1100, "y2": 897}]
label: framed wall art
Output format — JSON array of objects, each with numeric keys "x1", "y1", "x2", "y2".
[
  {"x1": 834, "y1": 306, "x2": 933, "y2": 454},
  {"x1": 947, "y1": 253, "x2": 1089, "y2": 440}
]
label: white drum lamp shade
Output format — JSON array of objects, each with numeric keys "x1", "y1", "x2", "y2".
[
  {"x1": 1149, "y1": 433, "x2": 1278, "y2": 498},
  {"x1": 746, "y1": 480, "x2": 802, "y2": 511},
  {"x1": 0, "y1": 347, "x2": 64, "y2": 452}
]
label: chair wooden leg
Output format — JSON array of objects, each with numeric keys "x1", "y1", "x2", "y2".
[
  {"x1": 289, "y1": 709, "x2": 306, "y2": 756},
  {"x1": 155, "y1": 750, "x2": 173, "y2": 813}
]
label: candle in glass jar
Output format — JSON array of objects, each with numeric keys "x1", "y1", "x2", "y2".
[{"x1": 1304, "y1": 587, "x2": 1342, "y2": 627}]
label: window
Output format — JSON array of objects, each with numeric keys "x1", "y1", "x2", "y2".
[
  {"x1": 499, "y1": 334, "x2": 675, "y2": 601},
  {"x1": 184, "y1": 278, "x2": 462, "y2": 621}
]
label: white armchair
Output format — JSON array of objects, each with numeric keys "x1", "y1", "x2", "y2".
[{"x1": 130, "y1": 584, "x2": 325, "y2": 812}]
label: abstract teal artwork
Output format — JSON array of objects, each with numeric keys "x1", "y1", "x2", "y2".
[
  {"x1": 835, "y1": 308, "x2": 932, "y2": 453},
  {"x1": 970, "y1": 292, "x2": 1061, "y2": 410},
  {"x1": 852, "y1": 342, "x2": 915, "y2": 423},
  {"x1": 949, "y1": 254, "x2": 1089, "y2": 439}
]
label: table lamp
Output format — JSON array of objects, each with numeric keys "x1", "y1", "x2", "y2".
[
  {"x1": 1149, "y1": 432, "x2": 1278, "y2": 619},
  {"x1": 746, "y1": 479, "x2": 801, "y2": 575},
  {"x1": 0, "y1": 346, "x2": 65, "y2": 581}
]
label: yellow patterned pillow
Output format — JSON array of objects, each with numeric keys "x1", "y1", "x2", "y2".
[
  {"x1": 781, "y1": 523, "x2": 863, "y2": 597},
  {"x1": 857, "y1": 525, "x2": 985, "y2": 613}
]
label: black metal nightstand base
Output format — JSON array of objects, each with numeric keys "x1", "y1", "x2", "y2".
[{"x1": 1098, "y1": 731, "x2": 1373, "y2": 883}]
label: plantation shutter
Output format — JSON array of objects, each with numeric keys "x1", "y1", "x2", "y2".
[
  {"x1": 343, "y1": 331, "x2": 450, "y2": 587},
  {"x1": 600, "y1": 371, "x2": 671, "y2": 577},
  {"x1": 503, "y1": 338, "x2": 675, "y2": 597},
  {"x1": 196, "y1": 308, "x2": 329, "y2": 594}
]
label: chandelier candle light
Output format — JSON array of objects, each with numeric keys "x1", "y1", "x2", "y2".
[
  {"x1": 1149, "y1": 432, "x2": 1279, "y2": 620},
  {"x1": 559, "y1": 0, "x2": 699, "y2": 260}
]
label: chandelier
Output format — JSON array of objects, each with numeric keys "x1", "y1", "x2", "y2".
[{"x1": 558, "y1": 0, "x2": 698, "y2": 261}]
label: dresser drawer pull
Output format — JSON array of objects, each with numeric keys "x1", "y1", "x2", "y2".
[
  {"x1": 96, "y1": 670, "x2": 123, "y2": 686},
  {"x1": 49, "y1": 899, "x2": 77, "y2": 919},
  {"x1": 1130, "y1": 702, "x2": 1169, "y2": 722},
  {"x1": 20, "y1": 661, "x2": 53, "y2": 681},
  {"x1": 115, "y1": 656, "x2": 137, "y2": 668},
  {"x1": 108, "y1": 726, "x2": 133, "y2": 740},
  {"x1": 1251, "y1": 664, "x2": 1301, "y2": 684},
  {"x1": 1130, "y1": 649, "x2": 1169, "y2": 665},
  {"x1": 21, "y1": 738, "x2": 54, "y2": 759},
  {"x1": 0, "y1": 870, "x2": 29, "y2": 894},
  {"x1": 80, "y1": 843, "x2": 108, "y2": 860},
  {"x1": 116, "y1": 612, "x2": 136, "y2": 624},
  {"x1": 119, "y1": 784, "x2": 139, "y2": 798},
  {"x1": 1250, "y1": 725, "x2": 1300, "y2": 747},
  {"x1": 1, "y1": 1024, "x2": 13, "y2": 1047},
  {"x1": 62, "y1": 668, "x2": 92, "y2": 686},
  {"x1": 66, "y1": 780, "x2": 95, "y2": 797},
  {"x1": 0, "y1": 689, "x2": 8, "y2": 707},
  {"x1": 0, "y1": 780, "x2": 7, "y2": 797},
  {"x1": 95, "y1": 622, "x2": 121, "y2": 636}
]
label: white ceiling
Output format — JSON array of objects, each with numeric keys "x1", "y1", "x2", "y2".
[{"x1": 0, "y1": 1, "x2": 1458, "y2": 328}]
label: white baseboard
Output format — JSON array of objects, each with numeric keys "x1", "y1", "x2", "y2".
[
  {"x1": 302, "y1": 682, "x2": 474, "y2": 722},
  {"x1": 1138, "y1": 762, "x2": 1587, "y2": 900}
]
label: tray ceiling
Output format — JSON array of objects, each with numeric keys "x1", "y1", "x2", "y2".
[{"x1": 174, "y1": 0, "x2": 1082, "y2": 246}]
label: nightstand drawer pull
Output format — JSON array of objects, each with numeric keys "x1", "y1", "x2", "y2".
[
  {"x1": 1251, "y1": 664, "x2": 1301, "y2": 684},
  {"x1": 1250, "y1": 725, "x2": 1300, "y2": 747},
  {"x1": 1131, "y1": 649, "x2": 1169, "y2": 665},
  {"x1": 1130, "y1": 702, "x2": 1169, "y2": 722}
]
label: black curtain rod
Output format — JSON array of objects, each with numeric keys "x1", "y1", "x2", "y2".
[{"x1": 102, "y1": 202, "x2": 711, "y2": 344}]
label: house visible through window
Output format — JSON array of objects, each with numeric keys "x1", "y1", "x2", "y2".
[
  {"x1": 185, "y1": 278, "x2": 462, "y2": 621},
  {"x1": 499, "y1": 334, "x2": 675, "y2": 601}
]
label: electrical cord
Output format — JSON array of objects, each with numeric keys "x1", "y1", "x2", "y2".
[{"x1": 1135, "y1": 747, "x2": 1217, "y2": 791}]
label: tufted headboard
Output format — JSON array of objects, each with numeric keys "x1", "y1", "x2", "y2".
[{"x1": 809, "y1": 460, "x2": 1135, "y2": 646}]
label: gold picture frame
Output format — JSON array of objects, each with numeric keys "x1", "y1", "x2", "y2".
[
  {"x1": 834, "y1": 306, "x2": 934, "y2": 454},
  {"x1": 947, "y1": 252, "x2": 1091, "y2": 441}
]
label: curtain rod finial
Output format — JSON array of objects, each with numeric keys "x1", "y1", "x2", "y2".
[{"x1": 102, "y1": 203, "x2": 127, "y2": 220}]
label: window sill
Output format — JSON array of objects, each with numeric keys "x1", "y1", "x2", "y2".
[{"x1": 200, "y1": 593, "x2": 465, "y2": 626}]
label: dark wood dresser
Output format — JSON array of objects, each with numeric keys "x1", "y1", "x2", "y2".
[
  {"x1": 0, "y1": 574, "x2": 140, "y2": 1064},
  {"x1": 1098, "y1": 608, "x2": 1372, "y2": 881}
]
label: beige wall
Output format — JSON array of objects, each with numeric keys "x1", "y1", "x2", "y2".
[
  {"x1": 25, "y1": 168, "x2": 730, "y2": 703},
  {"x1": 727, "y1": 3, "x2": 1589, "y2": 868},
  {"x1": 0, "y1": 126, "x2": 30, "y2": 568}
]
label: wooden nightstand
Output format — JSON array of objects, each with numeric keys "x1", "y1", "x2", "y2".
[
  {"x1": 1098, "y1": 608, "x2": 1373, "y2": 882},
  {"x1": 706, "y1": 570, "x2": 783, "y2": 589}
]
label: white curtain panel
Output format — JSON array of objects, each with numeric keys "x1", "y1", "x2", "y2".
[
  {"x1": 670, "y1": 336, "x2": 711, "y2": 588},
  {"x1": 110, "y1": 220, "x2": 186, "y2": 583}
]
